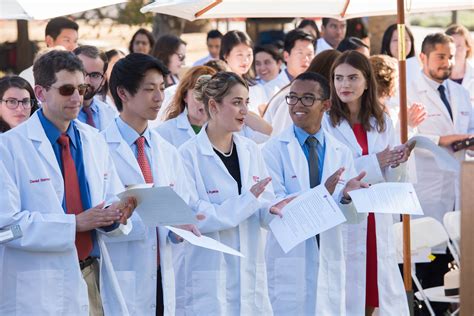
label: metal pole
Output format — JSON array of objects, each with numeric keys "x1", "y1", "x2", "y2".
[{"x1": 397, "y1": 0, "x2": 414, "y2": 314}]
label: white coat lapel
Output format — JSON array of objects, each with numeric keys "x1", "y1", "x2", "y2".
[
  {"x1": 27, "y1": 114, "x2": 63, "y2": 184},
  {"x1": 367, "y1": 117, "x2": 379, "y2": 152},
  {"x1": 336, "y1": 119, "x2": 361, "y2": 155},
  {"x1": 177, "y1": 111, "x2": 196, "y2": 139},
  {"x1": 417, "y1": 77, "x2": 453, "y2": 124},
  {"x1": 447, "y1": 80, "x2": 460, "y2": 126},
  {"x1": 280, "y1": 127, "x2": 310, "y2": 189},
  {"x1": 103, "y1": 120, "x2": 144, "y2": 183},
  {"x1": 150, "y1": 132, "x2": 171, "y2": 187},
  {"x1": 196, "y1": 127, "x2": 233, "y2": 181},
  {"x1": 234, "y1": 134, "x2": 251, "y2": 189}
]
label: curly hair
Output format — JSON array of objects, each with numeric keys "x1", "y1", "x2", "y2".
[{"x1": 369, "y1": 54, "x2": 398, "y2": 99}]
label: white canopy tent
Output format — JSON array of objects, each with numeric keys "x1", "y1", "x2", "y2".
[
  {"x1": 141, "y1": 0, "x2": 473, "y2": 21},
  {"x1": 0, "y1": 0, "x2": 126, "y2": 20}
]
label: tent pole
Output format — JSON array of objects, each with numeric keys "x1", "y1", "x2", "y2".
[{"x1": 397, "y1": 0, "x2": 414, "y2": 315}]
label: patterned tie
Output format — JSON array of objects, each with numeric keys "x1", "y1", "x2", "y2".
[
  {"x1": 306, "y1": 136, "x2": 320, "y2": 247},
  {"x1": 135, "y1": 136, "x2": 160, "y2": 265},
  {"x1": 57, "y1": 134, "x2": 93, "y2": 260},
  {"x1": 438, "y1": 85, "x2": 453, "y2": 121},
  {"x1": 82, "y1": 106, "x2": 96, "y2": 128}
]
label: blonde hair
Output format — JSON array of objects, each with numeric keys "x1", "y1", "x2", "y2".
[{"x1": 446, "y1": 24, "x2": 473, "y2": 59}]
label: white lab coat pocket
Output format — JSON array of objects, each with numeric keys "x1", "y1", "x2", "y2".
[
  {"x1": 115, "y1": 271, "x2": 136, "y2": 314},
  {"x1": 274, "y1": 258, "x2": 305, "y2": 303},
  {"x1": 16, "y1": 270, "x2": 64, "y2": 315},
  {"x1": 191, "y1": 270, "x2": 221, "y2": 315}
]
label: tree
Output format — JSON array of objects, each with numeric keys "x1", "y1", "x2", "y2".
[{"x1": 152, "y1": 14, "x2": 187, "y2": 39}]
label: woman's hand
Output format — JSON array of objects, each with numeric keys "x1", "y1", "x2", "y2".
[{"x1": 250, "y1": 177, "x2": 272, "y2": 198}]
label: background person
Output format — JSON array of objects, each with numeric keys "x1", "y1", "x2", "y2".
[
  {"x1": 193, "y1": 29, "x2": 223, "y2": 66},
  {"x1": 128, "y1": 28, "x2": 155, "y2": 55}
]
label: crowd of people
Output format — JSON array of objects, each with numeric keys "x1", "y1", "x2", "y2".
[{"x1": 0, "y1": 15, "x2": 473, "y2": 316}]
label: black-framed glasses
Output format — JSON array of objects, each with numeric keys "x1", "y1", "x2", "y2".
[
  {"x1": 175, "y1": 53, "x2": 186, "y2": 62},
  {"x1": 0, "y1": 98, "x2": 35, "y2": 109},
  {"x1": 285, "y1": 95, "x2": 324, "y2": 107},
  {"x1": 49, "y1": 84, "x2": 90, "y2": 96},
  {"x1": 85, "y1": 72, "x2": 105, "y2": 82}
]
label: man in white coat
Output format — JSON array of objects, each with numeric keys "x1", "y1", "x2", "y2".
[
  {"x1": 0, "y1": 50, "x2": 136, "y2": 315},
  {"x1": 407, "y1": 32, "x2": 474, "y2": 314},
  {"x1": 74, "y1": 45, "x2": 117, "y2": 130},
  {"x1": 102, "y1": 53, "x2": 201, "y2": 316},
  {"x1": 315, "y1": 18, "x2": 347, "y2": 55},
  {"x1": 263, "y1": 72, "x2": 368, "y2": 315}
]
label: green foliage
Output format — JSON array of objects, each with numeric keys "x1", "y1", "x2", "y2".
[
  {"x1": 118, "y1": 0, "x2": 154, "y2": 26},
  {"x1": 410, "y1": 10, "x2": 474, "y2": 31}
]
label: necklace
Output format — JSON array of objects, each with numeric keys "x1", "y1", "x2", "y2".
[{"x1": 213, "y1": 142, "x2": 234, "y2": 157}]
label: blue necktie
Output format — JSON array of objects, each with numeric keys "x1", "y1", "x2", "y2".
[{"x1": 438, "y1": 85, "x2": 453, "y2": 121}]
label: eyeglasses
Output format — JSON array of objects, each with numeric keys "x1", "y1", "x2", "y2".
[
  {"x1": 285, "y1": 95, "x2": 324, "y2": 107},
  {"x1": 175, "y1": 53, "x2": 186, "y2": 62},
  {"x1": 85, "y1": 72, "x2": 105, "y2": 82},
  {"x1": 49, "y1": 84, "x2": 90, "y2": 96},
  {"x1": 0, "y1": 98, "x2": 35, "y2": 109}
]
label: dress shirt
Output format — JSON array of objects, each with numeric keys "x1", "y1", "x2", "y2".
[{"x1": 294, "y1": 125, "x2": 326, "y2": 184}]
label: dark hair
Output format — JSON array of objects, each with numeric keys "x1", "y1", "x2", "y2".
[
  {"x1": 421, "y1": 33, "x2": 454, "y2": 56},
  {"x1": 207, "y1": 29, "x2": 223, "y2": 41},
  {"x1": 109, "y1": 53, "x2": 170, "y2": 112},
  {"x1": 194, "y1": 72, "x2": 248, "y2": 118},
  {"x1": 284, "y1": 29, "x2": 315, "y2": 54},
  {"x1": 165, "y1": 66, "x2": 217, "y2": 120},
  {"x1": 322, "y1": 18, "x2": 337, "y2": 27},
  {"x1": 254, "y1": 44, "x2": 283, "y2": 63},
  {"x1": 128, "y1": 28, "x2": 155, "y2": 54},
  {"x1": 381, "y1": 24, "x2": 415, "y2": 58},
  {"x1": 446, "y1": 24, "x2": 473, "y2": 59},
  {"x1": 0, "y1": 76, "x2": 39, "y2": 132},
  {"x1": 220, "y1": 30, "x2": 255, "y2": 83},
  {"x1": 73, "y1": 45, "x2": 108, "y2": 73},
  {"x1": 33, "y1": 50, "x2": 84, "y2": 88},
  {"x1": 345, "y1": 18, "x2": 369, "y2": 40},
  {"x1": 337, "y1": 37, "x2": 369, "y2": 53},
  {"x1": 329, "y1": 50, "x2": 386, "y2": 132},
  {"x1": 45, "y1": 17, "x2": 78, "y2": 40},
  {"x1": 99, "y1": 49, "x2": 126, "y2": 99},
  {"x1": 307, "y1": 49, "x2": 342, "y2": 81},
  {"x1": 293, "y1": 72, "x2": 330, "y2": 100},
  {"x1": 203, "y1": 59, "x2": 230, "y2": 72},
  {"x1": 297, "y1": 19, "x2": 320, "y2": 39},
  {"x1": 152, "y1": 34, "x2": 187, "y2": 67}
]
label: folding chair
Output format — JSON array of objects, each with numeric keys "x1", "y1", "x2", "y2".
[
  {"x1": 443, "y1": 211, "x2": 461, "y2": 261},
  {"x1": 393, "y1": 217, "x2": 460, "y2": 316}
]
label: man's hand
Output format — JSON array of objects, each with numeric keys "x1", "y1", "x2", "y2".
[
  {"x1": 250, "y1": 177, "x2": 272, "y2": 198},
  {"x1": 76, "y1": 202, "x2": 122, "y2": 232},
  {"x1": 172, "y1": 214, "x2": 205, "y2": 242},
  {"x1": 439, "y1": 134, "x2": 470, "y2": 147},
  {"x1": 343, "y1": 171, "x2": 369, "y2": 199},
  {"x1": 269, "y1": 196, "x2": 297, "y2": 218},
  {"x1": 325, "y1": 167, "x2": 345, "y2": 195},
  {"x1": 109, "y1": 196, "x2": 137, "y2": 225}
]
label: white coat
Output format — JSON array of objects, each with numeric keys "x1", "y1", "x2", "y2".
[
  {"x1": 315, "y1": 38, "x2": 333, "y2": 55},
  {"x1": 156, "y1": 111, "x2": 269, "y2": 147},
  {"x1": 323, "y1": 114, "x2": 409, "y2": 316},
  {"x1": 462, "y1": 59, "x2": 474, "y2": 108},
  {"x1": 0, "y1": 112, "x2": 131, "y2": 315},
  {"x1": 263, "y1": 85, "x2": 293, "y2": 136},
  {"x1": 177, "y1": 129, "x2": 274, "y2": 316},
  {"x1": 101, "y1": 119, "x2": 192, "y2": 315},
  {"x1": 262, "y1": 126, "x2": 366, "y2": 316},
  {"x1": 93, "y1": 97, "x2": 118, "y2": 131},
  {"x1": 407, "y1": 74, "x2": 474, "y2": 224}
]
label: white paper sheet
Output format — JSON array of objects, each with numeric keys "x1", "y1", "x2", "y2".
[
  {"x1": 268, "y1": 185, "x2": 346, "y2": 253},
  {"x1": 166, "y1": 226, "x2": 244, "y2": 257},
  {"x1": 118, "y1": 186, "x2": 197, "y2": 227},
  {"x1": 409, "y1": 136, "x2": 459, "y2": 173},
  {"x1": 348, "y1": 182, "x2": 424, "y2": 215},
  {"x1": 0, "y1": 225, "x2": 22, "y2": 244}
]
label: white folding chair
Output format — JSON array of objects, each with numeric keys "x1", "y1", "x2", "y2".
[
  {"x1": 393, "y1": 217, "x2": 460, "y2": 316},
  {"x1": 443, "y1": 211, "x2": 461, "y2": 260}
]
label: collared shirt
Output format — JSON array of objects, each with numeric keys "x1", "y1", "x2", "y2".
[
  {"x1": 116, "y1": 116, "x2": 153, "y2": 166},
  {"x1": 422, "y1": 72, "x2": 450, "y2": 101},
  {"x1": 78, "y1": 98, "x2": 100, "y2": 129},
  {"x1": 294, "y1": 125, "x2": 326, "y2": 183},
  {"x1": 37, "y1": 109, "x2": 101, "y2": 257}
]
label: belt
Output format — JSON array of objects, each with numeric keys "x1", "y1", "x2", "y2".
[{"x1": 79, "y1": 256, "x2": 96, "y2": 270}]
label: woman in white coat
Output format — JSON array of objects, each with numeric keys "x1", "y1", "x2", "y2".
[
  {"x1": 177, "y1": 72, "x2": 286, "y2": 315},
  {"x1": 157, "y1": 65, "x2": 272, "y2": 147},
  {"x1": 446, "y1": 24, "x2": 474, "y2": 107},
  {"x1": 323, "y1": 50, "x2": 411, "y2": 316},
  {"x1": 220, "y1": 30, "x2": 268, "y2": 115}
]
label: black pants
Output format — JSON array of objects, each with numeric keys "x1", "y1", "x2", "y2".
[{"x1": 156, "y1": 267, "x2": 164, "y2": 316}]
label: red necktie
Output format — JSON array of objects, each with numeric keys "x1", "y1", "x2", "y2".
[
  {"x1": 135, "y1": 136, "x2": 160, "y2": 265},
  {"x1": 82, "y1": 106, "x2": 96, "y2": 128},
  {"x1": 57, "y1": 134, "x2": 93, "y2": 260}
]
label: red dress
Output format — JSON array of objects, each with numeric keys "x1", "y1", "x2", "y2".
[{"x1": 352, "y1": 123, "x2": 379, "y2": 308}]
